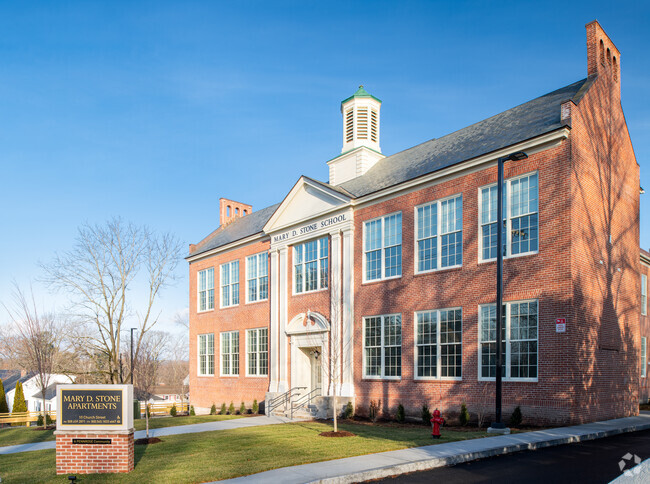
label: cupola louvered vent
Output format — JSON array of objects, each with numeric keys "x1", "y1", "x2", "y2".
[
  {"x1": 370, "y1": 109, "x2": 378, "y2": 142},
  {"x1": 357, "y1": 107, "x2": 368, "y2": 139},
  {"x1": 345, "y1": 108, "x2": 354, "y2": 143}
]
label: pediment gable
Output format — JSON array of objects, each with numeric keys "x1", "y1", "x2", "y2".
[{"x1": 263, "y1": 176, "x2": 351, "y2": 234}]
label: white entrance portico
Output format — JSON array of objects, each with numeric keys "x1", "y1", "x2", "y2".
[{"x1": 286, "y1": 312, "x2": 328, "y2": 397}]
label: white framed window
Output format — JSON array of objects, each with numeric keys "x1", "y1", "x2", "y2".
[
  {"x1": 220, "y1": 260, "x2": 240, "y2": 308},
  {"x1": 479, "y1": 300, "x2": 538, "y2": 381},
  {"x1": 198, "y1": 333, "x2": 214, "y2": 376},
  {"x1": 415, "y1": 308, "x2": 462, "y2": 379},
  {"x1": 415, "y1": 195, "x2": 462, "y2": 273},
  {"x1": 198, "y1": 267, "x2": 214, "y2": 311},
  {"x1": 247, "y1": 252, "x2": 268, "y2": 303},
  {"x1": 246, "y1": 328, "x2": 268, "y2": 376},
  {"x1": 294, "y1": 237, "x2": 328, "y2": 293},
  {"x1": 220, "y1": 331, "x2": 239, "y2": 376},
  {"x1": 364, "y1": 212, "x2": 402, "y2": 282},
  {"x1": 363, "y1": 314, "x2": 402, "y2": 379},
  {"x1": 479, "y1": 172, "x2": 538, "y2": 261},
  {"x1": 642, "y1": 337, "x2": 647, "y2": 378},
  {"x1": 642, "y1": 274, "x2": 647, "y2": 316}
]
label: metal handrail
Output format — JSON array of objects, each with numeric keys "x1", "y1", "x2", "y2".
[
  {"x1": 267, "y1": 386, "x2": 307, "y2": 415},
  {"x1": 291, "y1": 387, "x2": 321, "y2": 419}
]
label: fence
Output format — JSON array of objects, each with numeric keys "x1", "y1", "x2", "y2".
[
  {"x1": 0, "y1": 410, "x2": 56, "y2": 426},
  {"x1": 141, "y1": 402, "x2": 190, "y2": 417}
]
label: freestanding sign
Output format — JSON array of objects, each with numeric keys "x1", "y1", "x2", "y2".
[{"x1": 54, "y1": 384, "x2": 134, "y2": 475}]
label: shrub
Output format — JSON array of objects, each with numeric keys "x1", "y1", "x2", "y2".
[
  {"x1": 228, "y1": 401, "x2": 235, "y2": 415},
  {"x1": 210, "y1": 403, "x2": 217, "y2": 415},
  {"x1": 12, "y1": 381, "x2": 27, "y2": 413},
  {"x1": 396, "y1": 403, "x2": 405, "y2": 423},
  {"x1": 170, "y1": 404, "x2": 177, "y2": 417},
  {"x1": 239, "y1": 402, "x2": 246, "y2": 415},
  {"x1": 190, "y1": 405, "x2": 196, "y2": 416},
  {"x1": 369, "y1": 399, "x2": 381, "y2": 423},
  {"x1": 219, "y1": 403, "x2": 227, "y2": 415},
  {"x1": 252, "y1": 399, "x2": 259, "y2": 414},
  {"x1": 421, "y1": 404, "x2": 432, "y2": 425},
  {"x1": 509, "y1": 406, "x2": 523, "y2": 428},
  {"x1": 0, "y1": 378, "x2": 8, "y2": 414},
  {"x1": 36, "y1": 414, "x2": 53, "y2": 426},
  {"x1": 459, "y1": 403, "x2": 470, "y2": 426},
  {"x1": 343, "y1": 401, "x2": 354, "y2": 419}
]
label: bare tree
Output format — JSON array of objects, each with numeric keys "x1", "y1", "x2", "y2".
[
  {"x1": 41, "y1": 218, "x2": 181, "y2": 384},
  {"x1": 1, "y1": 285, "x2": 68, "y2": 427},
  {"x1": 133, "y1": 331, "x2": 169, "y2": 438},
  {"x1": 166, "y1": 335, "x2": 189, "y2": 411}
]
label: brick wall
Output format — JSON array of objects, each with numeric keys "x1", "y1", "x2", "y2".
[{"x1": 55, "y1": 432, "x2": 134, "y2": 474}]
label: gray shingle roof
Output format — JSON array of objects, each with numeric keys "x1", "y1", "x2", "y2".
[
  {"x1": 338, "y1": 78, "x2": 593, "y2": 198},
  {"x1": 189, "y1": 78, "x2": 593, "y2": 255},
  {"x1": 31, "y1": 383, "x2": 58, "y2": 401}
]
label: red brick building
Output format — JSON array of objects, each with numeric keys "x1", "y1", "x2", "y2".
[{"x1": 187, "y1": 21, "x2": 646, "y2": 425}]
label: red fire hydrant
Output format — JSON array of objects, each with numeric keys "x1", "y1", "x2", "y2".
[{"x1": 430, "y1": 409, "x2": 444, "y2": 439}]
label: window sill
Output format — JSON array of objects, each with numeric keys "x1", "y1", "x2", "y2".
[
  {"x1": 219, "y1": 374, "x2": 240, "y2": 378},
  {"x1": 361, "y1": 275, "x2": 402, "y2": 286},
  {"x1": 362, "y1": 376, "x2": 401, "y2": 381},
  {"x1": 292, "y1": 287, "x2": 329, "y2": 297},
  {"x1": 245, "y1": 298, "x2": 269, "y2": 305},
  {"x1": 197, "y1": 309, "x2": 214, "y2": 314},
  {"x1": 414, "y1": 377, "x2": 462, "y2": 382},
  {"x1": 478, "y1": 250, "x2": 538, "y2": 265},
  {"x1": 245, "y1": 374, "x2": 269, "y2": 378},
  {"x1": 478, "y1": 377, "x2": 538, "y2": 383},
  {"x1": 197, "y1": 374, "x2": 215, "y2": 378},
  {"x1": 414, "y1": 265, "x2": 462, "y2": 276},
  {"x1": 219, "y1": 304, "x2": 240, "y2": 310}
]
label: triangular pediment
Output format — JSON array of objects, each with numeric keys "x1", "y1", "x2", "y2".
[{"x1": 264, "y1": 176, "x2": 352, "y2": 233}]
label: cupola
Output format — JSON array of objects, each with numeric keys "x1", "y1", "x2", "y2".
[{"x1": 327, "y1": 86, "x2": 385, "y2": 185}]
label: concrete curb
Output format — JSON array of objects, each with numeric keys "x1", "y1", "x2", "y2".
[{"x1": 311, "y1": 419, "x2": 650, "y2": 484}]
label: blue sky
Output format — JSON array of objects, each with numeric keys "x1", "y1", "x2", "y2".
[{"x1": 0, "y1": 1, "x2": 648, "y2": 332}]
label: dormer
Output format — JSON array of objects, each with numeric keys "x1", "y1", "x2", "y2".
[{"x1": 328, "y1": 86, "x2": 385, "y2": 185}]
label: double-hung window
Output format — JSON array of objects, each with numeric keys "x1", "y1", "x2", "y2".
[
  {"x1": 479, "y1": 300, "x2": 538, "y2": 380},
  {"x1": 415, "y1": 308, "x2": 462, "y2": 379},
  {"x1": 416, "y1": 195, "x2": 462, "y2": 272},
  {"x1": 480, "y1": 172, "x2": 538, "y2": 261},
  {"x1": 198, "y1": 333, "x2": 214, "y2": 376},
  {"x1": 642, "y1": 337, "x2": 647, "y2": 378},
  {"x1": 198, "y1": 268, "x2": 214, "y2": 311},
  {"x1": 294, "y1": 238, "x2": 328, "y2": 293},
  {"x1": 364, "y1": 212, "x2": 402, "y2": 281},
  {"x1": 220, "y1": 260, "x2": 239, "y2": 307},
  {"x1": 247, "y1": 253, "x2": 268, "y2": 303},
  {"x1": 363, "y1": 314, "x2": 401, "y2": 379},
  {"x1": 221, "y1": 331, "x2": 239, "y2": 376},
  {"x1": 247, "y1": 328, "x2": 268, "y2": 376},
  {"x1": 642, "y1": 274, "x2": 647, "y2": 316}
]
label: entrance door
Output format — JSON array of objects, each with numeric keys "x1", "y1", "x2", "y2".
[{"x1": 309, "y1": 348, "x2": 322, "y2": 396}]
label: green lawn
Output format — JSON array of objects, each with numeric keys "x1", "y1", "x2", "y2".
[
  {"x1": 0, "y1": 421, "x2": 486, "y2": 483},
  {"x1": 0, "y1": 415, "x2": 244, "y2": 447}
]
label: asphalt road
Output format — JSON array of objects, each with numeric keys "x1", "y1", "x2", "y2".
[{"x1": 370, "y1": 429, "x2": 650, "y2": 484}]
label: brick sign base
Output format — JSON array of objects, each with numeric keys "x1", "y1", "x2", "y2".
[{"x1": 55, "y1": 430, "x2": 134, "y2": 474}]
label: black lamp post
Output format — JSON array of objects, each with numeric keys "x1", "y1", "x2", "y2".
[
  {"x1": 130, "y1": 328, "x2": 136, "y2": 385},
  {"x1": 491, "y1": 150, "x2": 528, "y2": 431}
]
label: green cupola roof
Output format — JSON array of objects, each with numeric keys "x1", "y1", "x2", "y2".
[{"x1": 341, "y1": 85, "x2": 382, "y2": 105}]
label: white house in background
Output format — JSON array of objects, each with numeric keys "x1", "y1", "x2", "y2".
[{"x1": 2, "y1": 371, "x2": 74, "y2": 413}]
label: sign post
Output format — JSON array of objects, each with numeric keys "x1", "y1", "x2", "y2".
[{"x1": 54, "y1": 384, "x2": 134, "y2": 475}]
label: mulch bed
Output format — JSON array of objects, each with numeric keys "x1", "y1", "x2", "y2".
[
  {"x1": 135, "y1": 437, "x2": 162, "y2": 445},
  {"x1": 319, "y1": 431, "x2": 355, "y2": 437},
  {"x1": 31, "y1": 425, "x2": 56, "y2": 431}
]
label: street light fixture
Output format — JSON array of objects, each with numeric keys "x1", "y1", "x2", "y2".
[{"x1": 489, "y1": 150, "x2": 528, "y2": 434}]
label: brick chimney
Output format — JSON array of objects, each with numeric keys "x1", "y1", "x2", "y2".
[
  {"x1": 219, "y1": 198, "x2": 252, "y2": 226},
  {"x1": 586, "y1": 21, "x2": 621, "y2": 95}
]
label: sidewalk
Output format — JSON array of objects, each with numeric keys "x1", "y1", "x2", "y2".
[
  {"x1": 214, "y1": 413, "x2": 650, "y2": 484},
  {"x1": 0, "y1": 415, "x2": 289, "y2": 455}
]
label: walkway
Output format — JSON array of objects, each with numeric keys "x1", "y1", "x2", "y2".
[
  {"x1": 0, "y1": 415, "x2": 290, "y2": 455},
  {"x1": 214, "y1": 413, "x2": 650, "y2": 484}
]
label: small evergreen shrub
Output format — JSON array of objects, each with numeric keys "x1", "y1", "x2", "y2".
[
  {"x1": 210, "y1": 403, "x2": 217, "y2": 415},
  {"x1": 170, "y1": 404, "x2": 177, "y2": 417},
  {"x1": 396, "y1": 403, "x2": 405, "y2": 423},
  {"x1": 240, "y1": 402, "x2": 246, "y2": 415},
  {"x1": 36, "y1": 414, "x2": 53, "y2": 426},
  {"x1": 459, "y1": 403, "x2": 470, "y2": 426},
  {"x1": 219, "y1": 403, "x2": 227, "y2": 415},
  {"x1": 0, "y1": 378, "x2": 8, "y2": 414},
  {"x1": 190, "y1": 405, "x2": 196, "y2": 416},
  {"x1": 509, "y1": 406, "x2": 523, "y2": 428},
  {"x1": 369, "y1": 399, "x2": 381, "y2": 423},
  {"x1": 343, "y1": 401, "x2": 354, "y2": 419},
  {"x1": 228, "y1": 401, "x2": 235, "y2": 415},
  {"x1": 252, "y1": 399, "x2": 259, "y2": 414},
  {"x1": 421, "y1": 404, "x2": 432, "y2": 425}
]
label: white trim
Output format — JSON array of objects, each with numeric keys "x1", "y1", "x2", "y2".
[
  {"x1": 219, "y1": 260, "x2": 240, "y2": 309},
  {"x1": 292, "y1": 236, "x2": 329, "y2": 295},
  {"x1": 413, "y1": 308, "x2": 463, "y2": 381},
  {"x1": 197, "y1": 333, "x2": 215, "y2": 377},
  {"x1": 362, "y1": 313, "x2": 402, "y2": 380},
  {"x1": 642, "y1": 274, "x2": 647, "y2": 316},
  {"x1": 197, "y1": 267, "x2": 215, "y2": 312},
  {"x1": 245, "y1": 251, "x2": 269, "y2": 304},
  {"x1": 477, "y1": 299, "x2": 539, "y2": 383},
  {"x1": 186, "y1": 233, "x2": 266, "y2": 263},
  {"x1": 219, "y1": 331, "x2": 240, "y2": 377},
  {"x1": 642, "y1": 336, "x2": 647, "y2": 378},
  {"x1": 413, "y1": 193, "x2": 463, "y2": 275},
  {"x1": 362, "y1": 211, "x2": 403, "y2": 283},
  {"x1": 245, "y1": 327, "x2": 269, "y2": 377},
  {"x1": 478, "y1": 171, "x2": 539, "y2": 263}
]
